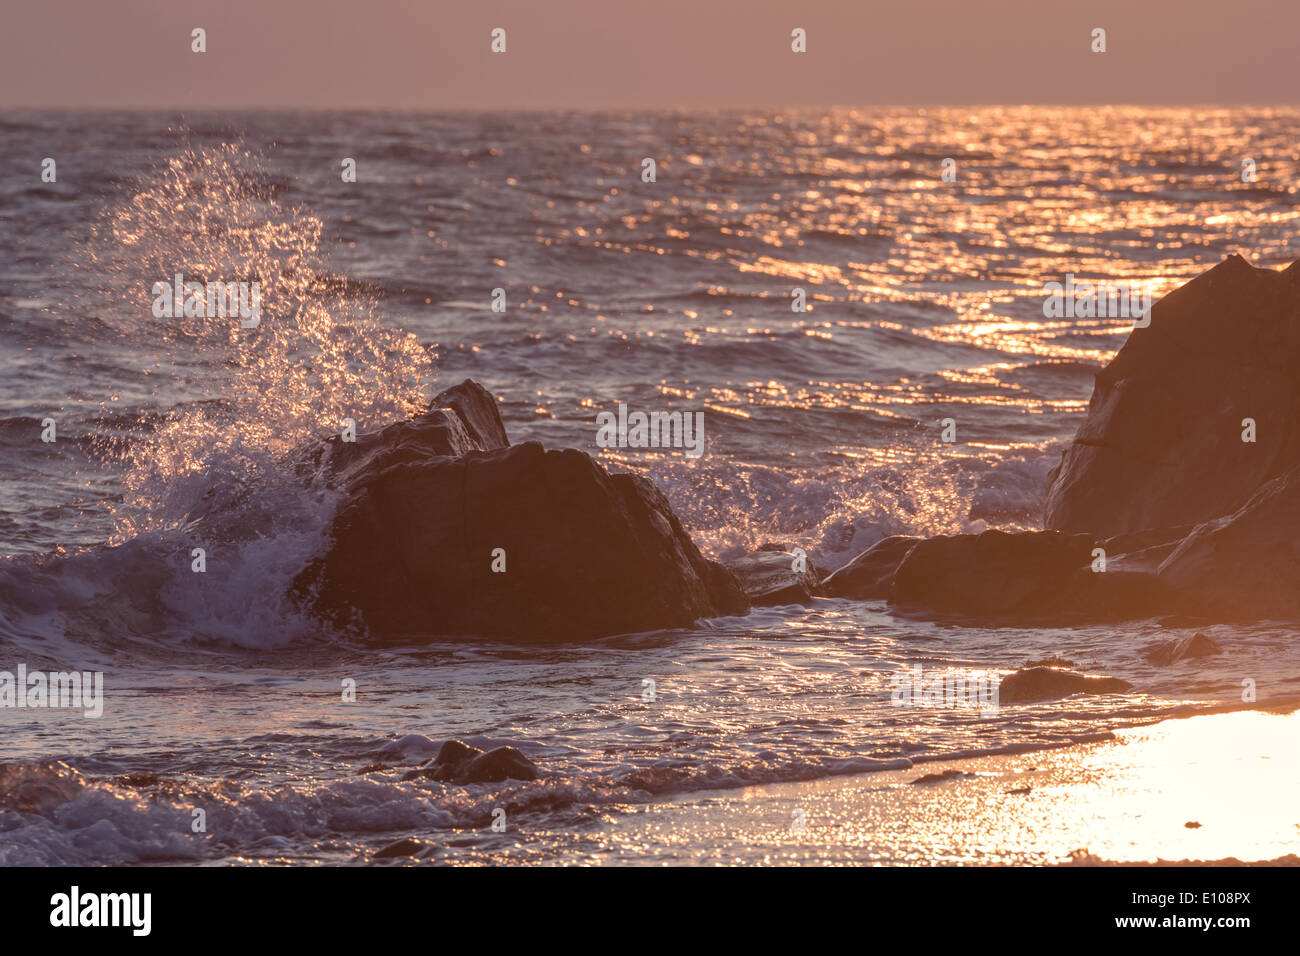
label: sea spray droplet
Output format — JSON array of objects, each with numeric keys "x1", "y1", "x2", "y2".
[
  {"x1": 78, "y1": 141, "x2": 433, "y2": 540},
  {"x1": 57, "y1": 141, "x2": 435, "y2": 646}
]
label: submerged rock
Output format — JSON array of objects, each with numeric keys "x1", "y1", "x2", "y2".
[
  {"x1": 997, "y1": 666, "x2": 1132, "y2": 704},
  {"x1": 1045, "y1": 255, "x2": 1300, "y2": 537},
  {"x1": 1142, "y1": 632, "x2": 1223, "y2": 666},
  {"x1": 295, "y1": 380, "x2": 748, "y2": 641},
  {"x1": 820, "y1": 535, "x2": 920, "y2": 599}
]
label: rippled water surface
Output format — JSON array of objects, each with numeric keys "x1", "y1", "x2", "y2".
[{"x1": 1, "y1": 108, "x2": 1299, "y2": 864}]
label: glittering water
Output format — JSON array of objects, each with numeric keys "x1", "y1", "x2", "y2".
[{"x1": 1, "y1": 108, "x2": 1299, "y2": 865}]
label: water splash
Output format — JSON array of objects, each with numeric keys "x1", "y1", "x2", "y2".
[
  {"x1": 639, "y1": 440, "x2": 1047, "y2": 568},
  {"x1": 18, "y1": 140, "x2": 440, "y2": 647},
  {"x1": 80, "y1": 141, "x2": 433, "y2": 541}
]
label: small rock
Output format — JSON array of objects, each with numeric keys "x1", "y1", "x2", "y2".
[
  {"x1": 459, "y1": 746, "x2": 539, "y2": 784},
  {"x1": 725, "y1": 550, "x2": 823, "y2": 606},
  {"x1": 1025, "y1": 654, "x2": 1078, "y2": 669},
  {"x1": 433, "y1": 739, "x2": 480, "y2": 768},
  {"x1": 374, "y1": 837, "x2": 424, "y2": 859},
  {"x1": 997, "y1": 666, "x2": 1132, "y2": 704},
  {"x1": 409, "y1": 739, "x2": 539, "y2": 784},
  {"x1": 909, "y1": 768, "x2": 973, "y2": 785},
  {"x1": 820, "y1": 536, "x2": 920, "y2": 599},
  {"x1": 1142, "y1": 632, "x2": 1224, "y2": 666}
]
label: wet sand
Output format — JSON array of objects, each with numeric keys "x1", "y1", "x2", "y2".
[{"x1": 585, "y1": 708, "x2": 1300, "y2": 865}]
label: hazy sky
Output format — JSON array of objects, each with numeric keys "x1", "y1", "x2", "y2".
[{"x1": 3, "y1": 0, "x2": 1299, "y2": 109}]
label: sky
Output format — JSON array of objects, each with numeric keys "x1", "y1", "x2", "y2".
[{"x1": 2, "y1": 0, "x2": 1299, "y2": 109}]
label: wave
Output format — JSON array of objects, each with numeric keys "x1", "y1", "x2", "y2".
[
  {"x1": 0, "y1": 142, "x2": 439, "y2": 652},
  {"x1": 0, "y1": 718, "x2": 1166, "y2": 866},
  {"x1": 637, "y1": 441, "x2": 1060, "y2": 567}
]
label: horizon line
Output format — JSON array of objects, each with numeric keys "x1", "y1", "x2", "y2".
[{"x1": 5, "y1": 102, "x2": 1300, "y2": 112}]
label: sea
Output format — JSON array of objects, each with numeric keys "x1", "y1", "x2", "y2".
[{"x1": 2, "y1": 107, "x2": 1299, "y2": 864}]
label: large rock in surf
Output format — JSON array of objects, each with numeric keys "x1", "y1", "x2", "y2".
[
  {"x1": 886, "y1": 529, "x2": 1180, "y2": 621},
  {"x1": 295, "y1": 380, "x2": 748, "y2": 641},
  {"x1": 813, "y1": 257, "x2": 1300, "y2": 624},
  {"x1": 1045, "y1": 255, "x2": 1300, "y2": 537},
  {"x1": 1157, "y1": 466, "x2": 1300, "y2": 619}
]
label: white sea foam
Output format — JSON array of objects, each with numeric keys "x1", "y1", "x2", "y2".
[{"x1": 29, "y1": 144, "x2": 439, "y2": 648}]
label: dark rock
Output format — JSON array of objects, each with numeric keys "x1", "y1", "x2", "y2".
[
  {"x1": 432, "y1": 739, "x2": 479, "y2": 768},
  {"x1": 184, "y1": 386, "x2": 505, "y2": 547},
  {"x1": 432, "y1": 380, "x2": 510, "y2": 451},
  {"x1": 460, "y1": 747, "x2": 539, "y2": 784},
  {"x1": 1098, "y1": 525, "x2": 1197, "y2": 558},
  {"x1": 820, "y1": 535, "x2": 920, "y2": 599},
  {"x1": 997, "y1": 666, "x2": 1132, "y2": 704},
  {"x1": 406, "y1": 739, "x2": 539, "y2": 785},
  {"x1": 1097, "y1": 525, "x2": 1198, "y2": 574},
  {"x1": 1024, "y1": 654, "x2": 1078, "y2": 668},
  {"x1": 299, "y1": 379, "x2": 508, "y2": 485},
  {"x1": 725, "y1": 550, "x2": 823, "y2": 606},
  {"x1": 1142, "y1": 632, "x2": 1223, "y2": 666},
  {"x1": 1062, "y1": 569, "x2": 1190, "y2": 620},
  {"x1": 295, "y1": 395, "x2": 749, "y2": 639},
  {"x1": 1045, "y1": 255, "x2": 1300, "y2": 537},
  {"x1": 374, "y1": 837, "x2": 425, "y2": 859},
  {"x1": 909, "y1": 768, "x2": 973, "y2": 785},
  {"x1": 403, "y1": 740, "x2": 484, "y2": 781},
  {"x1": 1158, "y1": 467, "x2": 1300, "y2": 619},
  {"x1": 880, "y1": 258, "x2": 1300, "y2": 626},
  {"x1": 891, "y1": 530, "x2": 1094, "y2": 616},
  {"x1": 886, "y1": 529, "x2": 1187, "y2": 622}
]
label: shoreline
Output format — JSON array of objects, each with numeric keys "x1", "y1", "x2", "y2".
[{"x1": 583, "y1": 707, "x2": 1300, "y2": 866}]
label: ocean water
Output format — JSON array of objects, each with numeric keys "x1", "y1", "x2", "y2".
[{"x1": 2, "y1": 107, "x2": 1299, "y2": 865}]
